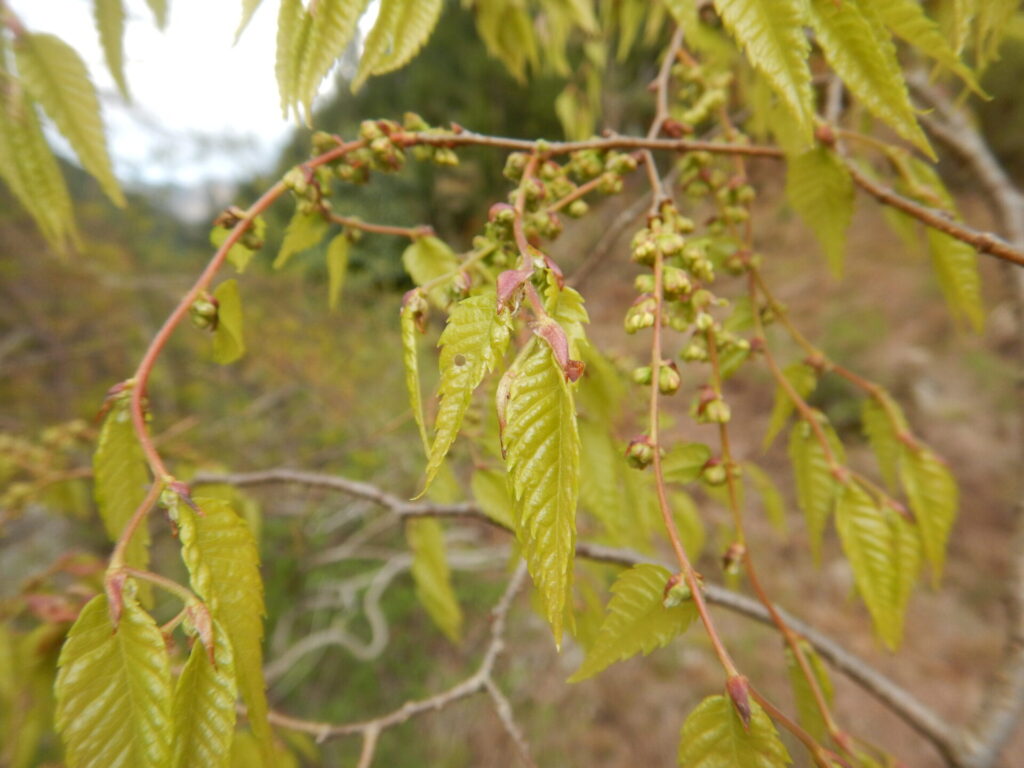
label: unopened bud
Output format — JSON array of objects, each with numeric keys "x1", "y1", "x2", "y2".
[
  {"x1": 625, "y1": 437, "x2": 656, "y2": 469},
  {"x1": 632, "y1": 366, "x2": 653, "y2": 385},
  {"x1": 658, "y1": 362, "x2": 682, "y2": 395}
]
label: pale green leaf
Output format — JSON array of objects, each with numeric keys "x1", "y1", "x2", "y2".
[
  {"x1": 93, "y1": 403, "x2": 151, "y2": 604},
  {"x1": 274, "y1": 208, "x2": 328, "y2": 269},
  {"x1": 55, "y1": 594, "x2": 172, "y2": 768},
  {"x1": 406, "y1": 518, "x2": 463, "y2": 643},
  {"x1": 421, "y1": 291, "x2": 511, "y2": 495},
  {"x1": 172, "y1": 619, "x2": 237, "y2": 768},
  {"x1": 473, "y1": 0, "x2": 540, "y2": 81},
  {"x1": 576, "y1": 343, "x2": 626, "y2": 423},
  {"x1": 743, "y1": 462, "x2": 788, "y2": 533},
  {"x1": 326, "y1": 232, "x2": 350, "y2": 311},
  {"x1": 785, "y1": 641, "x2": 834, "y2": 744},
  {"x1": 835, "y1": 482, "x2": 900, "y2": 648},
  {"x1": 177, "y1": 498, "x2": 272, "y2": 763},
  {"x1": 926, "y1": 229, "x2": 985, "y2": 332},
  {"x1": 763, "y1": 363, "x2": 817, "y2": 451},
  {"x1": 974, "y1": 0, "x2": 1019, "y2": 68},
  {"x1": 236, "y1": 0, "x2": 265, "y2": 41},
  {"x1": 712, "y1": 0, "x2": 814, "y2": 141},
  {"x1": 276, "y1": 0, "x2": 313, "y2": 118},
  {"x1": 93, "y1": 0, "x2": 129, "y2": 100},
  {"x1": 400, "y1": 300, "x2": 429, "y2": 451},
  {"x1": 470, "y1": 467, "x2": 515, "y2": 529},
  {"x1": 788, "y1": 418, "x2": 843, "y2": 563},
  {"x1": 144, "y1": 0, "x2": 168, "y2": 28},
  {"x1": 860, "y1": 393, "x2": 907, "y2": 491},
  {"x1": 212, "y1": 279, "x2": 245, "y2": 365},
  {"x1": 808, "y1": 0, "x2": 933, "y2": 157},
  {"x1": 578, "y1": 420, "x2": 628, "y2": 535},
  {"x1": 672, "y1": 491, "x2": 706, "y2": 561},
  {"x1": 402, "y1": 235, "x2": 459, "y2": 308},
  {"x1": 890, "y1": 509, "x2": 922, "y2": 643},
  {"x1": 0, "y1": 90, "x2": 76, "y2": 249},
  {"x1": 785, "y1": 146, "x2": 853, "y2": 277},
  {"x1": 504, "y1": 343, "x2": 580, "y2": 645},
  {"x1": 210, "y1": 216, "x2": 266, "y2": 274},
  {"x1": 353, "y1": 0, "x2": 443, "y2": 91},
  {"x1": 570, "y1": 564, "x2": 696, "y2": 681},
  {"x1": 296, "y1": 0, "x2": 368, "y2": 116},
  {"x1": 865, "y1": 0, "x2": 982, "y2": 92},
  {"x1": 663, "y1": 442, "x2": 712, "y2": 485},
  {"x1": 678, "y1": 694, "x2": 792, "y2": 768},
  {"x1": 899, "y1": 446, "x2": 957, "y2": 584},
  {"x1": 15, "y1": 33, "x2": 124, "y2": 207}
]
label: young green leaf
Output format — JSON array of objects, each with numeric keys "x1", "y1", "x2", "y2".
[
  {"x1": 274, "y1": 209, "x2": 328, "y2": 269},
  {"x1": 890, "y1": 509, "x2": 922, "y2": 642},
  {"x1": 400, "y1": 300, "x2": 429, "y2": 450},
  {"x1": 172, "y1": 618, "x2": 237, "y2": 768},
  {"x1": 93, "y1": 0, "x2": 130, "y2": 99},
  {"x1": 663, "y1": 442, "x2": 712, "y2": 485},
  {"x1": 93, "y1": 403, "x2": 151, "y2": 602},
  {"x1": 210, "y1": 216, "x2": 266, "y2": 274},
  {"x1": 473, "y1": 0, "x2": 540, "y2": 82},
  {"x1": 808, "y1": 0, "x2": 932, "y2": 157},
  {"x1": 860, "y1": 394, "x2": 907, "y2": 491},
  {"x1": 353, "y1": 0, "x2": 443, "y2": 91},
  {"x1": 0, "y1": 90, "x2": 76, "y2": 249},
  {"x1": 570, "y1": 564, "x2": 696, "y2": 682},
  {"x1": 420, "y1": 291, "x2": 511, "y2": 495},
  {"x1": 144, "y1": 0, "x2": 168, "y2": 28},
  {"x1": 402, "y1": 235, "x2": 459, "y2": 308},
  {"x1": 763, "y1": 363, "x2": 816, "y2": 451},
  {"x1": 785, "y1": 146, "x2": 853, "y2": 277},
  {"x1": 14, "y1": 33, "x2": 124, "y2": 207},
  {"x1": 926, "y1": 229, "x2": 985, "y2": 332},
  {"x1": 296, "y1": 0, "x2": 369, "y2": 117},
  {"x1": 678, "y1": 694, "x2": 792, "y2": 768},
  {"x1": 470, "y1": 467, "x2": 515, "y2": 529},
  {"x1": 55, "y1": 594, "x2": 172, "y2": 768},
  {"x1": 712, "y1": 0, "x2": 814, "y2": 141},
  {"x1": 835, "y1": 482, "x2": 900, "y2": 649},
  {"x1": 406, "y1": 518, "x2": 463, "y2": 643},
  {"x1": 236, "y1": 0, "x2": 265, "y2": 41},
  {"x1": 212, "y1": 279, "x2": 245, "y2": 365},
  {"x1": 743, "y1": 462, "x2": 788, "y2": 533},
  {"x1": 899, "y1": 446, "x2": 957, "y2": 584},
  {"x1": 276, "y1": 0, "x2": 313, "y2": 118},
  {"x1": 671, "y1": 491, "x2": 706, "y2": 562},
  {"x1": 788, "y1": 419, "x2": 842, "y2": 563},
  {"x1": 578, "y1": 420, "x2": 627, "y2": 532},
  {"x1": 785, "y1": 641, "x2": 834, "y2": 744},
  {"x1": 177, "y1": 498, "x2": 272, "y2": 764},
  {"x1": 504, "y1": 343, "x2": 580, "y2": 646},
  {"x1": 325, "y1": 232, "x2": 350, "y2": 311}
]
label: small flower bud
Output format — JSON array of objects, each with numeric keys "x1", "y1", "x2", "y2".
[
  {"x1": 705, "y1": 398, "x2": 731, "y2": 424},
  {"x1": 634, "y1": 274, "x2": 656, "y2": 293},
  {"x1": 625, "y1": 437, "x2": 656, "y2": 469},
  {"x1": 503, "y1": 152, "x2": 529, "y2": 181},
  {"x1": 662, "y1": 266, "x2": 691, "y2": 296},
  {"x1": 658, "y1": 362, "x2": 682, "y2": 395},
  {"x1": 566, "y1": 199, "x2": 589, "y2": 218},
  {"x1": 632, "y1": 366, "x2": 653, "y2": 385}
]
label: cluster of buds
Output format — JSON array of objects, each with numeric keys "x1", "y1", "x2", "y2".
[
  {"x1": 211, "y1": 206, "x2": 265, "y2": 252},
  {"x1": 400, "y1": 113, "x2": 459, "y2": 166},
  {"x1": 189, "y1": 290, "x2": 219, "y2": 332},
  {"x1": 670, "y1": 60, "x2": 734, "y2": 130},
  {"x1": 692, "y1": 384, "x2": 731, "y2": 425},
  {"x1": 632, "y1": 360, "x2": 681, "y2": 395}
]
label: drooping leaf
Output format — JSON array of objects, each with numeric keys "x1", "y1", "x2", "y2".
[
  {"x1": 865, "y1": 0, "x2": 981, "y2": 92},
  {"x1": 785, "y1": 641, "x2": 834, "y2": 744},
  {"x1": 785, "y1": 146, "x2": 853, "y2": 277},
  {"x1": 743, "y1": 462, "x2": 788, "y2": 533},
  {"x1": 672, "y1": 491, "x2": 706, "y2": 562},
  {"x1": 678, "y1": 694, "x2": 792, "y2": 768},
  {"x1": 473, "y1": 0, "x2": 540, "y2": 81},
  {"x1": 788, "y1": 418, "x2": 843, "y2": 563},
  {"x1": 276, "y1": 0, "x2": 313, "y2": 118},
  {"x1": 172, "y1": 619, "x2": 237, "y2": 768},
  {"x1": 570, "y1": 564, "x2": 696, "y2": 681},
  {"x1": 177, "y1": 498, "x2": 272, "y2": 764},
  {"x1": 402, "y1": 235, "x2": 459, "y2": 308},
  {"x1": 899, "y1": 446, "x2": 957, "y2": 584},
  {"x1": 400, "y1": 300, "x2": 429, "y2": 451},
  {"x1": 860, "y1": 393, "x2": 907, "y2": 491},
  {"x1": 273, "y1": 208, "x2": 328, "y2": 269},
  {"x1": 325, "y1": 231, "x2": 350, "y2": 312},
  {"x1": 663, "y1": 442, "x2": 712, "y2": 485},
  {"x1": 55, "y1": 594, "x2": 172, "y2": 768},
  {"x1": 93, "y1": 0, "x2": 130, "y2": 99},
  {"x1": 974, "y1": 0, "x2": 1019, "y2": 68},
  {"x1": 406, "y1": 518, "x2": 463, "y2": 643},
  {"x1": 236, "y1": 0, "x2": 265, "y2": 41},
  {"x1": 144, "y1": 0, "x2": 168, "y2": 28},
  {"x1": 0, "y1": 90, "x2": 76, "y2": 249},
  {"x1": 890, "y1": 509, "x2": 922, "y2": 642},
  {"x1": 808, "y1": 0, "x2": 933, "y2": 157},
  {"x1": 296, "y1": 0, "x2": 368, "y2": 116},
  {"x1": 504, "y1": 343, "x2": 580, "y2": 645},
  {"x1": 926, "y1": 229, "x2": 985, "y2": 332},
  {"x1": 835, "y1": 482, "x2": 900, "y2": 648},
  {"x1": 712, "y1": 0, "x2": 814, "y2": 141},
  {"x1": 470, "y1": 467, "x2": 515, "y2": 529},
  {"x1": 93, "y1": 403, "x2": 151, "y2": 604},
  {"x1": 15, "y1": 33, "x2": 124, "y2": 207},
  {"x1": 353, "y1": 0, "x2": 443, "y2": 91},
  {"x1": 420, "y1": 291, "x2": 511, "y2": 494},
  {"x1": 212, "y1": 279, "x2": 245, "y2": 365},
  {"x1": 763, "y1": 363, "x2": 817, "y2": 451}
]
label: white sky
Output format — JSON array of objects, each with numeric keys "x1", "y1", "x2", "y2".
[{"x1": 14, "y1": 1, "x2": 376, "y2": 186}]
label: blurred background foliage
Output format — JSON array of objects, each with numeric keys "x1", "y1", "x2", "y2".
[{"x1": 3, "y1": 3, "x2": 1024, "y2": 766}]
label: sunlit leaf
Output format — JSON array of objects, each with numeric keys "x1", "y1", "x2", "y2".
[
  {"x1": 788, "y1": 418, "x2": 843, "y2": 563},
  {"x1": 899, "y1": 446, "x2": 957, "y2": 584},
  {"x1": 212, "y1": 279, "x2": 245, "y2": 365},
  {"x1": 678, "y1": 693, "x2": 792, "y2": 767},
  {"x1": 55, "y1": 594, "x2": 172, "y2": 768},
  {"x1": 354, "y1": 0, "x2": 443, "y2": 91},
  {"x1": 297, "y1": 0, "x2": 369, "y2": 116},
  {"x1": 473, "y1": 0, "x2": 540, "y2": 81},
  {"x1": 785, "y1": 147, "x2": 853, "y2": 277},
  {"x1": 326, "y1": 232, "x2": 350, "y2": 311},
  {"x1": 402, "y1": 235, "x2": 459, "y2": 308},
  {"x1": 273, "y1": 208, "x2": 328, "y2": 269},
  {"x1": 93, "y1": 0, "x2": 129, "y2": 99},
  {"x1": 860, "y1": 393, "x2": 907, "y2": 491}
]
